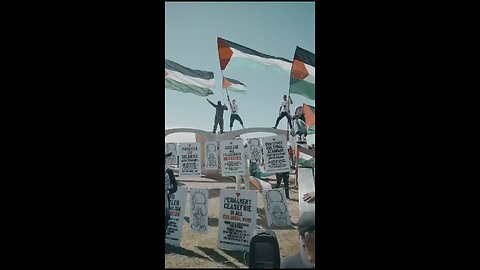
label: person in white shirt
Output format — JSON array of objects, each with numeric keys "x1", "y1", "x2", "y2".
[
  {"x1": 227, "y1": 94, "x2": 245, "y2": 131},
  {"x1": 273, "y1": 95, "x2": 293, "y2": 129}
]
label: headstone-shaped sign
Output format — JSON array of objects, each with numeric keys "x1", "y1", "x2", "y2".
[
  {"x1": 165, "y1": 143, "x2": 178, "y2": 165},
  {"x1": 218, "y1": 189, "x2": 257, "y2": 251},
  {"x1": 204, "y1": 141, "x2": 219, "y2": 170},
  {"x1": 248, "y1": 138, "x2": 262, "y2": 163},
  {"x1": 220, "y1": 140, "x2": 245, "y2": 177},
  {"x1": 189, "y1": 188, "x2": 209, "y2": 233},
  {"x1": 178, "y1": 143, "x2": 201, "y2": 177},
  {"x1": 261, "y1": 189, "x2": 292, "y2": 228},
  {"x1": 262, "y1": 135, "x2": 290, "y2": 173},
  {"x1": 166, "y1": 186, "x2": 187, "y2": 246}
]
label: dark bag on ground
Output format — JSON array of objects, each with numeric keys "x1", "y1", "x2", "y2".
[{"x1": 248, "y1": 230, "x2": 280, "y2": 268}]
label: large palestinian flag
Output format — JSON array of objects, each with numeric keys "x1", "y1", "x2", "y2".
[
  {"x1": 218, "y1": 37, "x2": 292, "y2": 75},
  {"x1": 303, "y1": 103, "x2": 315, "y2": 134},
  {"x1": 289, "y1": 47, "x2": 315, "y2": 100},
  {"x1": 223, "y1": 77, "x2": 247, "y2": 95},
  {"x1": 165, "y1": 59, "x2": 215, "y2": 97}
]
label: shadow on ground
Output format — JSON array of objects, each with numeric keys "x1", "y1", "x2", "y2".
[
  {"x1": 197, "y1": 246, "x2": 242, "y2": 268},
  {"x1": 183, "y1": 216, "x2": 219, "y2": 227},
  {"x1": 165, "y1": 244, "x2": 210, "y2": 261}
]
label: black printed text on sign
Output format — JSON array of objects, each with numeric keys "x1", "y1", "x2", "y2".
[
  {"x1": 262, "y1": 135, "x2": 290, "y2": 173},
  {"x1": 178, "y1": 143, "x2": 201, "y2": 177}
]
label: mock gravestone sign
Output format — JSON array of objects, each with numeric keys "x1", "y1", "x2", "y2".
[
  {"x1": 218, "y1": 189, "x2": 257, "y2": 251},
  {"x1": 178, "y1": 143, "x2": 201, "y2": 177},
  {"x1": 219, "y1": 139, "x2": 245, "y2": 177},
  {"x1": 166, "y1": 186, "x2": 187, "y2": 246},
  {"x1": 189, "y1": 188, "x2": 209, "y2": 233},
  {"x1": 204, "y1": 141, "x2": 219, "y2": 170},
  {"x1": 262, "y1": 135, "x2": 290, "y2": 174}
]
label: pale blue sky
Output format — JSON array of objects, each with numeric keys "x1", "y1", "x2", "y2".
[{"x1": 165, "y1": 2, "x2": 315, "y2": 143}]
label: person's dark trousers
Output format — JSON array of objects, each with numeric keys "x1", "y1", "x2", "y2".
[
  {"x1": 230, "y1": 114, "x2": 244, "y2": 129},
  {"x1": 274, "y1": 112, "x2": 293, "y2": 129},
  {"x1": 275, "y1": 172, "x2": 290, "y2": 198},
  {"x1": 213, "y1": 117, "x2": 224, "y2": 134}
]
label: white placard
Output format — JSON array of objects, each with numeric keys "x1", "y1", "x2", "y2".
[
  {"x1": 178, "y1": 143, "x2": 201, "y2": 177},
  {"x1": 248, "y1": 138, "x2": 263, "y2": 163},
  {"x1": 189, "y1": 188, "x2": 209, "y2": 233},
  {"x1": 204, "y1": 141, "x2": 219, "y2": 170},
  {"x1": 220, "y1": 140, "x2": 245, "y2": 177},
  {"x1": 261, "y1": 189, "x2": 292, "y2": 228},
  {"x1": 166, "y1": 186, "x2": 187, "y2": 247},
  {"x1": 165, "y1": 143, "x2": 178, "y2": 165},
  {"x1": 218, "y1": 189, "x2": 257, "y2": 251},
  {"x1": 262, "y1": 135, "x2": 290, "y2": 173}
]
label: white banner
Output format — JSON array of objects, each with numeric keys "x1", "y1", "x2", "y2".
[
  {"x1": 217, "y1": 189, "x2": 257, "y2": 251},
  {"x1": 189, "y1": 188, "x2": 209, "y2": 233},
  {"x1": 204, "y1": 141, "x2": 219, "y2": 170},
  {"x1": 261, "y1": 189, "x2": 292, "y2": 228},
  {"x1": 247, "y1": 138, "x2": 263, "y2": 163},
  {"x1": 220, "y1": 140, "x2": 245, "y2": 177},
  {"x1": 178, "y1": 143, "x2": 201, "y2": 177},
  {"x1": 165, "y1": 143, "x2": 178, "y2": 165},
  {"x1": 262, "y1": 135, "x2": 290, "y2": 173},
  {"x1": 166, "y1": 186, "x2": 187, "y2": 247}
]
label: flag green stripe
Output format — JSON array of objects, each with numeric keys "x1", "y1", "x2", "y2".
[
  {"x1": 165, "y1": 78, "x2": 214, "y2": 97},
  {"x1": 290, "y1": 78, "x2": 315, "y2": 100}
]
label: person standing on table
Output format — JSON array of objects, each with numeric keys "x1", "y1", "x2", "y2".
[
  {"x1": 273, "y1": 95, "x2": 293, "y2": 130},
  {"x1": 227, "y1": 94, "x2": 245, "y2": 131},
  {"x1": 164, "y1": 151, "x2": 178, "y2": 235},
  {"x1": 206, "y1": 98, "x2": 228, "y2": 134}
]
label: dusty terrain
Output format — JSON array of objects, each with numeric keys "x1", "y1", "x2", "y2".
[{"x1": 165, "y1": 174, "x2": 301, "y2": 268}]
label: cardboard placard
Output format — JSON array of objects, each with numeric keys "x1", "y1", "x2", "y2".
[
  {"x1": 262, "y1": 135, "x2": 290, "y2": 173},
  {"x1": 178, "y1": 143, "x2": 201, "y2": 177},
  {"x1": 189, "y1": 188, "x2": 209, "y2": 233},
  {"x1": 204, "y1": 141, "x2": 219, "y2": 170},
  {"x1": 166, "y1": 186, "x2": 187, "y2": 246},
  {"x1": 165, "y1": 143, "x2": 178, "y2": 165},
  {"x1": 217, "y1": 189, "x2": 257, "y2": 251},
  {"x1": 261, "y1": 189, "x2": 292, "y2": 228},
  {"x1": 220, "y1": 140, "x2": 245, "y2": 177}
]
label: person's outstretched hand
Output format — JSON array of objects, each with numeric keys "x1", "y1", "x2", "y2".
[{"x1": 303, "y1": 192, "x2": 315, "y2": 202}]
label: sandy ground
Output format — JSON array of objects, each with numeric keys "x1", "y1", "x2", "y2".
[{"x1": 165, "y1": 174, "x2": 302, "y2": 268}]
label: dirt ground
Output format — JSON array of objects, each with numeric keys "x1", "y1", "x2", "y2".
[{"x1": 165, "y1": 174, "x2": 301, "y2": 268}]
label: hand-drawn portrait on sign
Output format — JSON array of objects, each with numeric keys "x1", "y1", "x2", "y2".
[
  {"x1": 190, "y1": 189, "x2": 209, "y2": 233},
  {"x1": 248, "y1": 138, "x2": 262, "y2": 163},
  {"x1": 263, "y1": 189, "x2": 291, "y2": 228},
  {"x1": 205, "y1": 142, "x2": 218, "y2": 170}
]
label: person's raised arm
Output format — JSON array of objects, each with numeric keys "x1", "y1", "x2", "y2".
[
  {"x1": 289, "y1": 96, "x2": 293, "y2": 104},
  {"x1": 206, "y1": 98, "x2": 215, "y2": 107}
]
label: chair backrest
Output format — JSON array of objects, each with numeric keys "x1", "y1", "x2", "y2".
[{"x1": 249, "y1": 230, "x2": 280, "y2": 268}]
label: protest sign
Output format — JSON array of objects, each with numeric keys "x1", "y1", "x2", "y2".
[
  {"x1": 262, "y1": 135, "x2": 290, "y2": 173},
  {"x1": 189, "y1": 188, "x2": 209, "y2": 233},
  {"x1": 220, "y1": 140, "x2": 245, "y2": 177},
  {"x1": 204, "y1": 141, "x2": 219, "y2": 170},
  {"x1": 247, "y1": 138, "x2": 262, "y2": 163},
  {"x1": 166, "y1": 186, "x2": 187, "y2": 246},
  {"x1": 261, "y1": 189, "x2": 292, "y2": 228},
  {"x1": 178, "y1": 143, "x2": 201, "y2": 177},
  {"x1": 165, "y1": 143, "x2": 178, "y2": 165},
  {"x1": 218, "y1": 189, "x2": 257, "y2": 251}
]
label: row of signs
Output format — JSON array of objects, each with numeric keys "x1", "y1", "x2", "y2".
[
  {"x1": 165, "y1": 187, "x2": 291, "y2": 251},
  {"x1": 165, "y1": 135, "x2": 290, "y2": 176}
]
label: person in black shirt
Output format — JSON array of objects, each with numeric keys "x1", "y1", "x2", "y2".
[{"x1": 207, "y1": 98, "x2": 228, "y2": 134}]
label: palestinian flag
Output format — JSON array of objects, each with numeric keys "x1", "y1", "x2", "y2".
[
  {"x1": 223, "y1": 77, "x2": 247, "y2": 95},
  {"x1": 218, "y1": 37, "x2": 292, "y2": 75},
  {"x1": 165, "y1": 59, "x2": 215, "y2": 97},
  {"x1": 303, "y1": 103, "x2": 315, "y2": 134},
  {"x1": 250, "y1": 176, "x2": 272, "y2": 191},
  {"x1": 289, "y1": 47, "x2": 315, "y2": 100}
]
